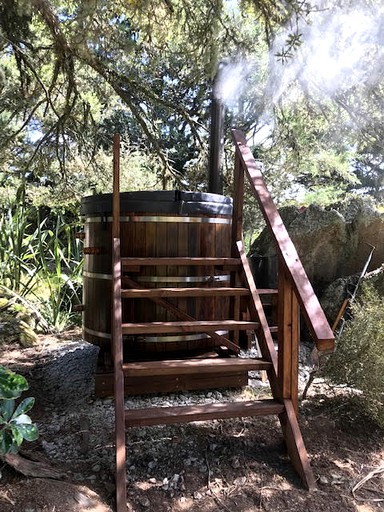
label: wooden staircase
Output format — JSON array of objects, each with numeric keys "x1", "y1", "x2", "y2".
[{"x1": 110, "y1": 132, "x2": 335, "y2": 512}]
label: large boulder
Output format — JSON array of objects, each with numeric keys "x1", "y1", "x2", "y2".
[{"x1": 250, "y1": 197, "x2": 384, "y2": 294}]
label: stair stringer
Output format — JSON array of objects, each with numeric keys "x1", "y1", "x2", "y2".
[{"x1": 237, "y1": 239, "x2": 316, "y2": 491}]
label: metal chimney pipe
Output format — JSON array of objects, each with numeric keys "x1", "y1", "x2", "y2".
[{"x1": 208, "y1": 61, "x2": 227, "y2": 194}]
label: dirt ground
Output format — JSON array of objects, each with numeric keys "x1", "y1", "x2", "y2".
[{"x1": 0, "y1": 335, "x2": 383, "y2": 512}]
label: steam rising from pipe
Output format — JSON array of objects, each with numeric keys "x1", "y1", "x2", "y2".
[
  {"x1": 213, "y1": 59, "x2": 250, "y2": 105},
  {"x1": 208, "y1": 0, "x2": 383, "y2": 193},
  {"x1": 207, "y1": 59, "x2": 255, "y2": 193},
  {"x1": 216, "y1": 0, "x2": 383, "y2": 120}
]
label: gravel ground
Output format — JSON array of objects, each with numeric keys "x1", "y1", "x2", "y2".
[{"x1": 1, "y1": 340, "x2": 383, "y2": 512}]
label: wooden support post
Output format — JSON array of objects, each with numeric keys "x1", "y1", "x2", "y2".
[
  {"x1": 230, "y1": 153, "x2": 244, "y2": 345},
  {"x1": 277, "y1": 260, "x2": 315, "y2": 490},
  {"x1": 112, "y1": 133, "x2": 127, "y2": 512},
  {"x1": 279, "y1": 400, "x2": 316, "y2": 491},
  {"x1": 277, "y1": 258, "x2": 300, "y2": 415},
  {"x1": 231, "y1": 152, "x2": 244, "y2": 252}
]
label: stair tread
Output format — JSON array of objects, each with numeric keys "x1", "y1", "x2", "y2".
[
  {"x1": 122, "y1": 357, "x2": 272, "y2": 376},
  {"x1": 124, "y1": 399, "x2": 285, "y2": 427},
  {"x1": 121, "y1": 287, "x2": 250, "y2": 298},
  {"x1": 122, "y1": 320, "x2": 260, "y2": 335},
  {"x1": 258, "y1": 288, "x2": 278, "y2": 295}
]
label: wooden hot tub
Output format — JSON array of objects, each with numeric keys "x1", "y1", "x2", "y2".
[{"x1": 81, "y1": 190, "x2": 233, "y2": 360}]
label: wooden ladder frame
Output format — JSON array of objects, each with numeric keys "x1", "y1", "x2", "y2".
[
  {"x1": 111, "y1": 134, "x2": 127, "y2": 510},
  {"x1": 110, "y1": 131, "x2": 335, "y2": 512}
]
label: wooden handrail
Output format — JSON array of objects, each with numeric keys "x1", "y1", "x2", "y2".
[{"x1": 231, "y1": 129, "x2": 335, "y2": 353}]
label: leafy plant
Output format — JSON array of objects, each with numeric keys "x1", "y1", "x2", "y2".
[
  {"x1": 0, "y1": 366, "x2": 38, "y2": 454},
  {"x1": 0, "y1": 186, "x2": 83, "y2": 333},
  {"x1": 275, "y1": 32, "x2": 303, "y2": 63},
  {"x1": 0, "y1": 186, "x2": 43, "y2": 295},
  {"x1": 34, "y1": 211, "x2": 83, "y2": 332},
  {"x1": 325, "y1": 285, "x2": 384, "y2": 427}
]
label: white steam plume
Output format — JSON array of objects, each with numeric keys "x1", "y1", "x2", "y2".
[{"x1": 213, "y1": 59, "x2": 251, "y2": 106}]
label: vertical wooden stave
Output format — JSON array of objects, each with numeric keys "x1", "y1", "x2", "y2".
[{"x1": 81, "y1": 192, "x2": 232, "y2": 357}]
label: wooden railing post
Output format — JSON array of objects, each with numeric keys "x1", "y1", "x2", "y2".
[
  {"x1": 112, "y1": 133, "x2": 128, "y2": 512},
  {"x1": 229, "y1": 153, "x2": 245, "y2": 346},
  {"x1": 231, "y1": 152, "x2": 244, "y2": 253},
  {"x1": 278, "y1": 258, "x2": 300, "y2": 415}
]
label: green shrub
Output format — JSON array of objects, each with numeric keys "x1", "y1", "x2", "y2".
[
  {"x1": 0, "y1": 186, "x2": 83, "y2": 333},
  {"x1": 325, "y1": 285, "x2": 384, "y2": 427},
  {"x1": 0, "y1": 366, "x2": 38, "y2": 454}
]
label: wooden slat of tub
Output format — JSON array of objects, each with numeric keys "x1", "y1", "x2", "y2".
[
  {"x1": 121, "y1": 287, "x2": 250, "y2": 298},
  {"x1": 121, "y1": 257, "x2": 241, "y2": 267}
]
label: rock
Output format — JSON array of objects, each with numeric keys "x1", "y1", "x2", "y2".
[
  {"x1": 0, "y1": 338, "x2": 99, "y2": 409},
  {"x1": 321, "y1": 264, "x2": 384, "y2": 324},
  {"x1": 41, "y1": 440, "x2": 56, "y2": 454},
  {"x1": 0, "y1": 293, "x2": 41, "y2": 346},
  {"x1": 329, "y1": 472, "x2": 346, "y2": 485},
  {"x1": 193, "y1": 491, "x2": 203, "y2": 500},
  {"x1": 171, "y1": 474, "x2": 180, "y2": 484},
  {"x1": 231, "y1": 457, "x2": 241, "y2": 469},
  {"x1": 320, "y1": 275, "x2": 357, "y2": 323},
  {"x1": 139, "y1": 496, "x2": 151, "y2": 508},
  {"x1": 234, "y1": 476, "x2": 247, "y2": 486},
  {"x1": 250, "y1": 199, "x2": 384, "y2": 294}
]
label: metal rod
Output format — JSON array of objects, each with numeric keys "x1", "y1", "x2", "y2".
[{"x1": 335, "y1": 243, "x2": 376, "y2": 336}]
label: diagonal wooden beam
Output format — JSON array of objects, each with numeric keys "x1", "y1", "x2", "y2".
[
  {"x1": 279, "y1": 399, "x2": 316, "y2": 491},
  {"x1": 236, "y1": 241, "x2": 278, "y2": 376},
  {"x1": 123, "y1": 276, "x2": 241, "y2": 354}
]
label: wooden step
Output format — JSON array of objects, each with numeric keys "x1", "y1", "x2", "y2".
[
  {"x1": 121, "y1": 320, "x2": 260, "y2": 335},
  {"x1": 258, "y1": 288, "x2": 278, "y2": 295},
  {"x1": 124, "y1": 399, "x2": 285, "y2": 427},
  {"x1": 122, "y1": 357, "x2": 272, "y2": 377},
  {"x1": 121, "y1": 286, "x2": 250, "y2": 298},
  {"x1": 121, "y1": 257, "x2": 241, "y2": 269}
]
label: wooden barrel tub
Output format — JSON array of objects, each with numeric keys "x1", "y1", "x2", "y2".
[{"x1": 81, "y1": 190, "x2": 233, "y2": 359}]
